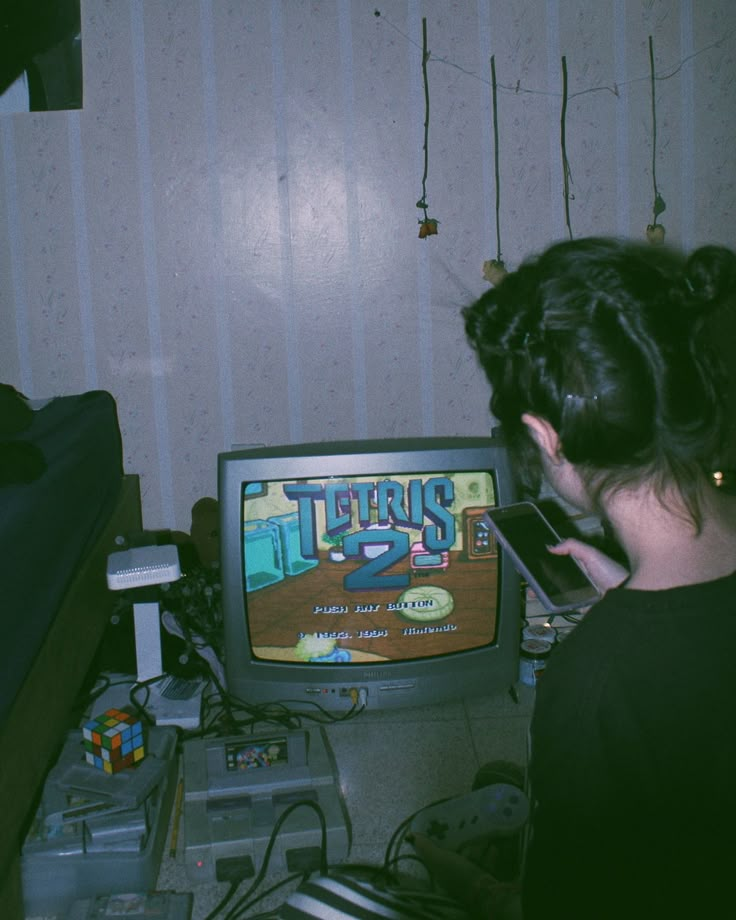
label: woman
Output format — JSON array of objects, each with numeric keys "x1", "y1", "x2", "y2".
[{"x1": 461, "y1": 237, "x2": 736, "y2": 918}]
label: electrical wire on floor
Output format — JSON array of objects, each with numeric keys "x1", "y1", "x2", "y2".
[
  {"x1": 184, "y1": 680, "x2": 367, "y2": 744},
  {"x1": 88, "y1": 658, "x2": 368, "y2": 750},
  {"x1": 217, "y1": 799, "x2": 328, "y2": 920},
  {"x1": 128, "y1": 675, "x2": 163, "y2": 724},
  {"x1": 219, "y1": 871, "x2": 305, "y2": 920},
  {"x1": 200, "y1": 791, "x2": 479, "y2": 918},
  {"x1": 76, "y1": 598, "x2": 369, "y2": 743},
  {"x1": 201, "y1": 879, "x2": 240, "y2": 920}
]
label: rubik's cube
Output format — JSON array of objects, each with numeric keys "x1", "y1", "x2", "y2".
[{"x1": 82, "y1": 708, "x2": 145, "y2": 774}]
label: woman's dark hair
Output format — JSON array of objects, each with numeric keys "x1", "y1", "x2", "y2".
[{"x1": 463, "y1": 237, "x2": 736, "y2": 526}]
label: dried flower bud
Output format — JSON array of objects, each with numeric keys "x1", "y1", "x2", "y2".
[
  {"x1": 646, "y1": 223, "x2": 666, "y2": 245},
  {"x1": 418, "y1": 218, "x2": 439, "y2": 239},
  {"x1": 482, "y1": 259, "x2": 508, "y2": 285}
]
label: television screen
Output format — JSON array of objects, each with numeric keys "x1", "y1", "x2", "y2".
[
  {"x1": 218, "y1": 437, "x2": 521, "y2": 711},
  {"x1": 242, "y1": 470, "x2": 498, "y2": 667}
]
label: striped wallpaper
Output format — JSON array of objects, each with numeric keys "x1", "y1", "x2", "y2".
[{"x1": 1, "y1": 0, "x2": 734, "y2": 531}]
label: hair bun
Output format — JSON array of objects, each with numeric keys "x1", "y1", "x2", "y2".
[{"x1": 685, "y1": 245, "x2": 736, "y2": 314}]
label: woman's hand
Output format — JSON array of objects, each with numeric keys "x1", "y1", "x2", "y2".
[
  {"x1": 409, "y1": 832, "x2": 521, "y2": 918},
  {"x1": 547, "y1": 538, "x2": 629, "y2": 594}
]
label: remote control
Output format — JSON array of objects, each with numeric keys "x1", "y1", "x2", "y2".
[{"x1": 409, "y1": 783, "x2": 529, "y2": 850}]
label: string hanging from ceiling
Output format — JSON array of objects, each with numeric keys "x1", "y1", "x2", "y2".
[
  {"x1": 416, "y1": 16, "x2": 439, "y2": 239},
  {"x1": 482, "y1": 55, "x2": 508, "y2": 286},
  {"x1": 646, "y1": 35, "x2": 667, "y2": 245}
]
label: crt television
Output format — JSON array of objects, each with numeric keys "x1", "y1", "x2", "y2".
[{"x1": 218, "y1": 436, "x2": 521, "y2": 711}]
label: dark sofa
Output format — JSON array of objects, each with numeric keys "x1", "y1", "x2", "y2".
[{"x1": 0, "y1": 388, "x2": 142, "y2": 918}]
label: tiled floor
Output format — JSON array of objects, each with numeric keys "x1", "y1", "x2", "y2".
[{"x1": 155, "y1": 682, "x2": 534, "y2": 918}]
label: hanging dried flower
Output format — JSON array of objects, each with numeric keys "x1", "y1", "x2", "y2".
[
  {"x1": 418, "y1": 218, "x2": 439, "y2": 239},
  {"x1": 646, "y1": 37, "x2": 666, "y2": 245},
  {"x1": 646, "y1": 222, "x2": 666, "y2": 245},
  {"x1": 483, "y1": 56, "x2": 507, "y2": 283},
  {"x1": 560, "y1": 55, "x2": 574, "y2": 241},
  {"x1": 482, "y1": 259, "x2": 508, "y2": 285},
  {"x1": 416, "y1": 19, "x2": 438, "y2": 238}
]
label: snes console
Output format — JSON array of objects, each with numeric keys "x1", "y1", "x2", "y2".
[{"x1": 182, "y1": 727, "x2": 350, "y2": 883}]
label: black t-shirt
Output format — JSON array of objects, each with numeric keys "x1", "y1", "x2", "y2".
[{"x1": 523, "y1": 571, "x2": 736, "y2": 919}]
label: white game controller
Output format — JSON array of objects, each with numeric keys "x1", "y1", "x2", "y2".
[{"x1": 409, "y1": 783, "x2": 529, "y2": 850}]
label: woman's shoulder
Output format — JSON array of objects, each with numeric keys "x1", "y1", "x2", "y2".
[{"x1": 547, "y1": 569, "x2": 736, "y2": 671}]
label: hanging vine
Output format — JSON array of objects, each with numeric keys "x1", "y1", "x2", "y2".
[
  {"x1": 482, "y1": 55, "x2": 508, "y2": 285},
  {"x1": 416, "y1": 17, "x2": 439, "y2": 238},
  {"x1": 646, "y1": 35, "x2": 667, "y2": 244},
  {"x1": 371, "y1": 8, "x2": 732, "y2": 249},
  {"x1": 560, "y1": 55, "x2": 574, "y2": 240}
]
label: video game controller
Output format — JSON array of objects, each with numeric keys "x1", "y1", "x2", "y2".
[{"x1": 409, "y1": 783, "x2": 529, "y2": 851}]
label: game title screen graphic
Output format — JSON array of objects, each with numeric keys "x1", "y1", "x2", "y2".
[{"x1": 241, "y1": 471, "x2": 499, "y2": 663}]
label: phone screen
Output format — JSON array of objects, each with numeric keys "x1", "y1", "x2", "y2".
[{"x1": 484, "y1": 503, "x2": 600, "y2": 612}]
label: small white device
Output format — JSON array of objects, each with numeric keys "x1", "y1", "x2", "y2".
[
  {"x1": 106, "y1": 546, "x2": 182, "y2": 683},
  {"x1": 146, "y1": 675, "x2": 206, "y2": 731},
  {"x1": 106, "y1": 545, "x2": 181, "y2": 590}
]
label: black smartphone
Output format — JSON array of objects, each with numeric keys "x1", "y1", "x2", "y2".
[{"x1": 483, "y1": 502, "x2": 600, "y2": 613}]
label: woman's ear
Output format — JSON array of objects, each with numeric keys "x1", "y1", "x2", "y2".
[{"x1": 521, "y1": 413, "x2": 563, "y2": 464}]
